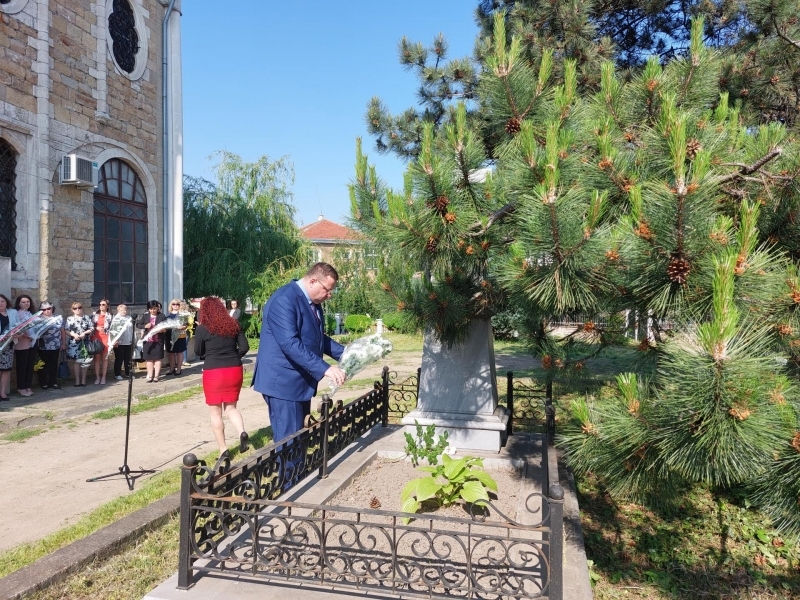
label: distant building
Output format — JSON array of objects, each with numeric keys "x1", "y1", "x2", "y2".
[
  {"x1": 300, "y1": 215, "x2": 375, "y2": 267},
  {"x1": 0, "y1": 0, "x2": 184, "y2": 310}
]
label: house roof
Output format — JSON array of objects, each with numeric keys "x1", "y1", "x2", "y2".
[{"x1": 300, "y1": 217, "x2": 361, "y2": 242}]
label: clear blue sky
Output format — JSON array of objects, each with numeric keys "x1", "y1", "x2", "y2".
[{"x1": 182, "y1": 1, "x2": 479, "y2": 228}]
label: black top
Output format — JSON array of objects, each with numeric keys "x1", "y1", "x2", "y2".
[{"x1": 193, "y1": 324, "x2": 249, "y2": 370}]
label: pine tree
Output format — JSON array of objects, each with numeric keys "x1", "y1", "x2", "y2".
[{"x1": 353, "y1": 12, "x2": 800, "y2": 531}]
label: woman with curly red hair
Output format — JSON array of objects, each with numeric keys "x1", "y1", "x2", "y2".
[{"x1": 194, "y1": 297, "x2": 250, "y2": 463}]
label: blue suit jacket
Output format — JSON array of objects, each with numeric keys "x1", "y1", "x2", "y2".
[{"x1": 252, "y1": 280, "x2": 344, "y2": 402}]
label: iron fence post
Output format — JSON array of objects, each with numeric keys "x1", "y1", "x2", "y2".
[
  {"x1": 416, "y1": 367, "x2": 421, "y2": 398},
  {"x1": 319, "y1": 394, "x2": 332, "y2": 479},
  {"x1": 548, "y1": 482, "x2": 565, "y2": 600},
  {"x1": 177, "y1": 453, "x2": 197, "y2": 590},
  {"x1": 381, "y1": 366, "x2": 389, "y2": 427},
  {"x1": 506, "y1": 371, "x2": 514, "y2": 436}
]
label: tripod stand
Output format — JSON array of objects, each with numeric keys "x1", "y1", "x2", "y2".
[{"x1": 87, "y1": 356, "x2": 155, "y2": 490}]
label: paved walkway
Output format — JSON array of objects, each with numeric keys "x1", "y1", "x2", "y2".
[{"x1": 0, "y1": 352, "x2": 416, "y2": 553}]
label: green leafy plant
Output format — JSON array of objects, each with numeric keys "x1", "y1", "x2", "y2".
[
  {"x1": 404, "y1": 421, "x2": 449, "y2": 466},
  {"x1": 344, "y1": 314, "x2": 372, "y2": 333},
  {"x1": 400, "y1": 455, "x2": 498, "y2": 521}
]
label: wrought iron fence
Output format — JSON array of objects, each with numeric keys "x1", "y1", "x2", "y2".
[
  {"x1": 178, "y1": 366, "x2": 564, "y2": 599},
  {"x1": 387, "y1": 369, "x2": 554, "y2": 438}
]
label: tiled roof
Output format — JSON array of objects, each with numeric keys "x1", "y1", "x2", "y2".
[{"x1": 300, "y1": 218, "x2": 360, "y2": 242}]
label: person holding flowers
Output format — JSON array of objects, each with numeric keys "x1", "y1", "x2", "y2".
[
  {"x1": 252, "y1": 262, "x2": 346, "y2": 444},
  {"x1": 92, "y1": 299, "x2": 112, "y2": 385},
  {"x1": 65, "y1": 302, "x2": 94, "y2": 387},
  {"x1": 13, "y1": 295, "x2": 37, "y2": 397},
  {"x1": 36, "y1": 301, "x2": 65, "y2": 390},
  {"x1": 194, "y1": 297, "x2": 250, "y2": 462},
  {"x1": 109, "y1": 304, "x2": 134, "y2": 380},
  {"x1": 164, "y1": 298, "x2": 188, "y2": 376},
  {"x1": 136, "y1": 300, "x2": 166, "y2": 382},
  {"x1": 0, "y1": 294, "x2": 21, "y2": 401}
]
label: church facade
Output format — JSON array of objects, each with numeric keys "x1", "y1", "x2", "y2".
[{"x1": 0, "y1": 0, "x2": 183, "y2": 311}]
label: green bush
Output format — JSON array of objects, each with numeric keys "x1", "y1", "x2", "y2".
[
  {"x1": 325, "y1": 314, "x2": 336, "y2": 335},
  {"x1": 491, "y1": 309, "x2": 523, "y2": 340},
  {"x1": 381, "y1": 311, "x2": 404, "y2": 331},
  {"x1": 381, "y1": 311, "x2": 420, "y2": 334},
  {"x1": 344, "y1": 314, "x2": 372, "y2": 334}
]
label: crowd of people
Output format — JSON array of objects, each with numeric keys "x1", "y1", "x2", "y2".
[
  {"x1": 1, "y1": 264, "x2": 348, "y2": 473},
  {"x1": 0, "y1": 295, "x2": 242, "y2": 398}
]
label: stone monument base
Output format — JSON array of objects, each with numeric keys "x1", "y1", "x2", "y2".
[{"x1": 402, "y1": 405, "x2": 510, "y2": 452}]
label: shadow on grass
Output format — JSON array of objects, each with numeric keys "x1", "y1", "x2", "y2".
[{"x1": 578, "y1": 474, "x2": 800, "y2": 598}]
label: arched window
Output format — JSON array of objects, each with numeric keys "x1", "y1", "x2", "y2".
[
  {"x1": 93, "y1": 158, "x2": 148, "y2": 305},
  {"x1": 0, "y1": 139, "x2": 17, "y2": 269}
]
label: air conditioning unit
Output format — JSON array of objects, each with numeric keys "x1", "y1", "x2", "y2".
[{"x1": 60, "y1": 154, "x2": 98, "y2": 187}]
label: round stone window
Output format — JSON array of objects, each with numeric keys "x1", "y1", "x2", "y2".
[
  {"x1": 0, "y1": 0, "x2": 30, "y2": 14},
  {"x1": 106, "y1": 0, "x2": 149, "y2": 81}
]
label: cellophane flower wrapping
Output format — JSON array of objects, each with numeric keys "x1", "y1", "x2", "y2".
[
  {"x1": 108, "y1": 316, "x2": 132, "y2": 346},
  {"x1": 28, "y1": 315, "x2": 62, "y2": 343},
  {"x1": 170, "y1": 312, "x2": 193, "y2": 344},
  {"x1": 0, "y1": 311, "x2": 46, "y2": 352},
  {"x1": 141, "y1": 317, "x2": 187, "y2": 343},
  {"x1": 328, "y1": 334, "x2": 393, "y2": 396}
]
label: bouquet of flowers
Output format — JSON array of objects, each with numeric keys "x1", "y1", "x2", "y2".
[
  {"x1": 28, "y1": 315, "x2": 63, "y2": 343},
  {"x1": 0, "y1": 311, "x2": 45, "y2": 352},
  {"x1": 108, "y1": 315, "x2": 132, "y2": 347},
  {"x1": 328, "y1": 334, "x2": 393, "y2": 396},
  {"x1": 170, "y1": 312, "x2": 193, "y2": 344},
  {"x1": 141, "y1": 316, "x2": 188, "y2": 343}
]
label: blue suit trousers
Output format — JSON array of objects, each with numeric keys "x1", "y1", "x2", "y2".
[{"x1": 263, "y1": 395, "x2": 311, "y2": 445}]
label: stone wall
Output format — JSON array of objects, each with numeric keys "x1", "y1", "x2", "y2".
[{"x1": 0, "y1": 0, "x2": 165, "y2": 311}]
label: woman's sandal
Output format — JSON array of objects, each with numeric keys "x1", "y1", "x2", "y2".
[
  {"x1": 145, "y1": 377, "x2": 153, "y2": 383},
  {"x1": 240, "y1": 432, "x2": 250, "y2": 452},
  {"x1": 152, "y1": 377, "x2": 159, "y2": 383}
]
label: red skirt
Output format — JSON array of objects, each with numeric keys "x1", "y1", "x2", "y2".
[{"x1": 202, "y1": 366, "x2": 243, "y2": 405}]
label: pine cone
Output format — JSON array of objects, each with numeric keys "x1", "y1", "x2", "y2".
[
  {"x1": 791, "y1": 432, "x2": 800, "y2": 453},
  {"x1": 686, "y1": 138, "x2": 702, "y2": 160},
  {"x1": 370, "y1": 496, "x2": 381, "y2": 509},
  {"x1": 445, "y1": 212, "x2": 456, "y2": 223},
  {"x1": 505, "y1": 116, "x2": 521, "y2": 135},
  {"x1": 667, "y1": 253, "x2": 690, "y2": 284},
  {"x1": 425, "y1": 236, "x2": 439, "y2": 253},
  {"x1": 728, "y1": 404, "x2": 751, "y2": 421}
]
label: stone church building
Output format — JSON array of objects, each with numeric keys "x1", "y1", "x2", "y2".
[{"x1": 0, "y1": 0, "x2": 183, "y2": 312}]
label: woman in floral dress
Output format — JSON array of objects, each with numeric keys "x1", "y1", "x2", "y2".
[
  {"x1": 36, "y1": 300, "x2": 65, "y2": 390},
  {"x1": 65, "y1": 302, "x2": 94, "y2": 386}
]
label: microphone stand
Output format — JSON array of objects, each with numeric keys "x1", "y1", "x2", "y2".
[{"x1": 87, "y1": 355, "x2": 155, "y2": 490}]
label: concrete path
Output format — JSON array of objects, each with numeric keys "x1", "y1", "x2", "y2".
[{"x1": 0, "y1": 352, "x2": 419, "y2": 553}]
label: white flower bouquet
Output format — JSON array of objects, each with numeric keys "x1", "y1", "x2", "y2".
[
  {"x1": 0, "y1": 311, "x2": 45, "y2": 352},
  {"x1": 141, "y1": 317, "x2": 187, "y2": 343},
  {"x1": 27, "y1": 315, "x2": 63, "y2": 343},
  {"x1": 328, "y1": 334, "x2": 393, "y2": 396},
  {"x1": 108, "y1": 315, "x2": 132, "y2": 346},
  {"x1": 170, "y1": 312, "x2": 192, "y2": 344}
]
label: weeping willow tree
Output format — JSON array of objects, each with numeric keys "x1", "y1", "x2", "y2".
[{"x1": 183, "y1": 152, "x2": 303, "y2": 304}]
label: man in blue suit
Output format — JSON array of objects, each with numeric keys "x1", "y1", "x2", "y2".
[{"x1": 252, "y1": 262, "x2": 346, "y2": 444}]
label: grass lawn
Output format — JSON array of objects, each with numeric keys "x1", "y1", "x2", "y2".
[{"x1": 10, "y1": 332, "x2": 800, "y2": 599}]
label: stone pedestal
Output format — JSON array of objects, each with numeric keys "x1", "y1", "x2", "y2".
[{"x1": 402, "y1": 319, "x2": 509, "y2": 452}]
